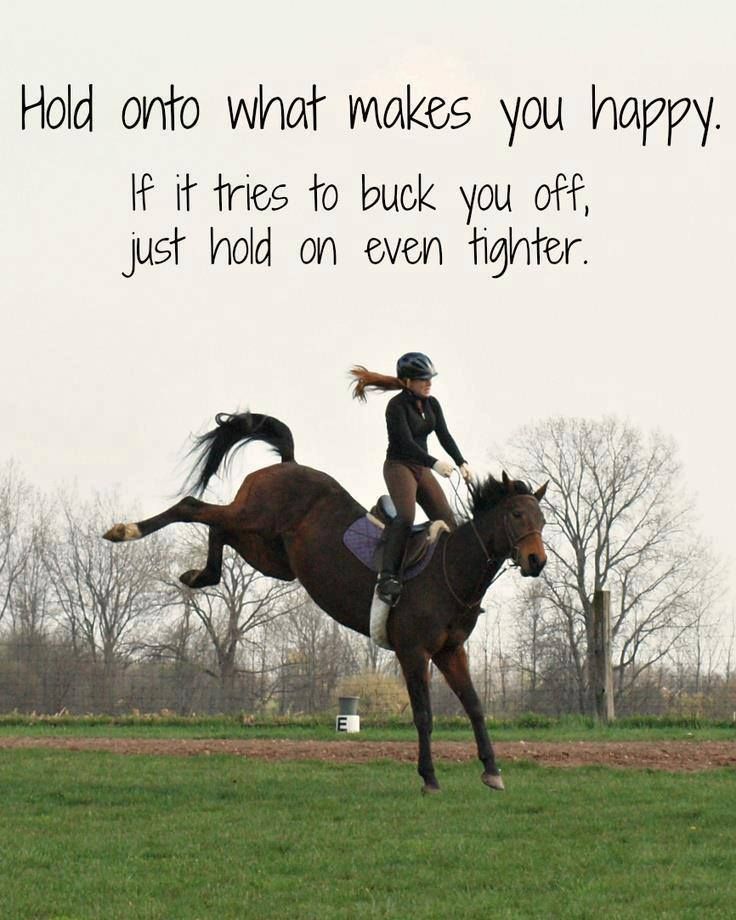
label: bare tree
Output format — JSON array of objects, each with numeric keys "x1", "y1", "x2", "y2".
[
  {"x1": 8, "y1": 494, "x2": 55, "y2": 644},
  {"x1": 278, "y1": 594, "x2": 359, "y2": 713},
  {"x1": 468, "y1": 607, "x2": 503, "y2": 714},
  {"x1": 509, "y1": 581, "x2": 591, "y2": 715},
  {"x1": 0, "y1": 473, "x2": 73, "y2": 713},
  {"x1": 44, "y1": 492, "x2": 169, "y2": 709},
  {"x1": 140, "y1": 593, "x2": 214, "y2": 714},
  {"x1": 509, "y1": 416, "x2": 718, "y2": 714},
  {"x1": 0, "y1": 463, "x2": 33, "y2": 630},
  {"x1": 725, "y1": 608, "x2": 736, "y2": 684},
  {"x1": 170, "y1": 536, "x2": 301, "y2": 711},
  {"x1": 512, "y1": 583, "x2": 548, "y2": 710}
]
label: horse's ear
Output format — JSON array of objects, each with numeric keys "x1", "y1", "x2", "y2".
[
  {"x1": 502, "y1": 471, "x2": 514, "y2": 494},
  {"x1": 534, "y1": 481, "x2": 549, "y2": 502}
]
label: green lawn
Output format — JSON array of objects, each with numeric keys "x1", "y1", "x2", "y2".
[
  {"x1": 1, "y1": 750, "x2": 735, "y2": 919},
  {"x1": 1, "y1": 713, "x2": 735, "y2": 743}
]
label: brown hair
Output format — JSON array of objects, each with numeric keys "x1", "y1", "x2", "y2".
[{"x1": 349, "y1": 365, "x2": 405, "y2": 402}]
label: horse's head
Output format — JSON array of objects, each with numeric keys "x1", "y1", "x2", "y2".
[{"x1": 469, "y1": 471, "x2": 548, "y2": 577}]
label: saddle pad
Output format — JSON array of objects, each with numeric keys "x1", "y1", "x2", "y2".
[{"x1": 342, "y1": 514, "x2": 439, "y2": 580}]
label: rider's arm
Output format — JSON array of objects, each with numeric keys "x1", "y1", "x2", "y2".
[{"x1": 431, "y1": 398, "x2": 466, "y2": 466}]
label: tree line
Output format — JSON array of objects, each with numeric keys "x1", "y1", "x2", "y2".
[{"x1": 1, "y1": 416, "x2": 733, "y2": 718}]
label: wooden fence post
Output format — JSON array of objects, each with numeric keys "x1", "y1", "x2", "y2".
[{"x1": 592, "y1": 590, "x2": 615, "y2": 723}]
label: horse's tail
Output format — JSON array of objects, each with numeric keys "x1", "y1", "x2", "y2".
[{"x1": 183, "y1": 411, "x2": 295, "y2": 496}]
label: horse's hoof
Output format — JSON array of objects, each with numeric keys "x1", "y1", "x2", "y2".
[
  {"x1": 482, "y1": 772, "x2": 505, "y2": 791},
  {"x1": 179, "y1": 569, "x2": 203, "y2": 588},
  {"x1": 103, "y1": 523, "x2": 140, "y2": 542},
  {"x1": 421, "y1": 783, "x2": 441, "y2": 795},
  {"x1": 103, "y1": 524, "x2": 125, "y2": 542},
  {"x1": 180, "y1": 569, "x2": 219, "y2": 589}
]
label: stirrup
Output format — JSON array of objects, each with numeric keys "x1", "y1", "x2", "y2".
[{"x1": 376, "y1": 572, "x2": 402, "y2": 606}]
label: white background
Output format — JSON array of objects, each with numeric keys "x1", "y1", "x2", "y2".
[{"x1": 2, "y1": 1, "x2": 734, "y2": 612}]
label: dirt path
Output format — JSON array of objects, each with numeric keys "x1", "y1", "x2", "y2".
[{"x1": 1, "y1": 737, "x2": 735, "y2": 772}]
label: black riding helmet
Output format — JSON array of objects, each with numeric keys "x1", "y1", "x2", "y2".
[{"x1": 396, "y1": 352, "x2": 437, "y2": 380}]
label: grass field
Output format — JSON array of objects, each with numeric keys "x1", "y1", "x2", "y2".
[
  {"x1": 1, "y1": 746, "x2": 735, "y2": 919},
  {"x1": 1, "y1": 713, "x2": 735, "y2": 743}
]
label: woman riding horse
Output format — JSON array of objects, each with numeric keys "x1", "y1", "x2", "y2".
[
  {"x1": 103, "y1": 409, "x2": 548, "y2": 793},
  {"x1": 350, "y1": 352, "x2": 474, "y2": 606}
]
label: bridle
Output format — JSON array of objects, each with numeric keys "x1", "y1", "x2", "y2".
[
  {"x1": 503, "y1": 513, "x2": 543, "y2": 566},
  {"x1": 443, "y1": 478, "x2": 543, "y2": 609}
]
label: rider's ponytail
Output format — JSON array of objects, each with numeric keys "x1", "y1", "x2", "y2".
[{"x1": 349, "y1": 366, "x2": 405, "y2": 402}]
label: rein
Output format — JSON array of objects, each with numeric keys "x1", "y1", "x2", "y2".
[
  {"x1": 443, "y1": 474, "x2": 539, "y2": 609},
  {"x1": 441, "y1": 534, "x2": 506, "y2": 609},
  {"x1": 444, "y1": 474, "x2": 507, "y2": 609}
]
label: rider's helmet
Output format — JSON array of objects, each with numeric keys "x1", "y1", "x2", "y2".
[{"x1": 396, "y1": 352, "x2": 437, "y2": 380}]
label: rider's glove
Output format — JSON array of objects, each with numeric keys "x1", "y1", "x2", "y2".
[
  {"x1": 459, "y1": 463, "x2": 475, "y2": 483},
  {"x1": 433, "y1": 460, "x2": 454, "y2": 478}
]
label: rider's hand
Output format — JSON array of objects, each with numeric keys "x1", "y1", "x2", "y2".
[
  {"x1": 433, "y1": 460, "x2": 454, "y2": 478},
  {"x1": 459, "y1": 463, "x2": 475, "y2": 483}
]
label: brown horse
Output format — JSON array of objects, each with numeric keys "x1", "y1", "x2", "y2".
[{"x1": 104, "y1": 412, "x2": 548, "y2": 792}]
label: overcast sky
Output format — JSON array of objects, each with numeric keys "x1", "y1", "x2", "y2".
[{"x1": 3, "y1": 1, "x2": 735, "y2": 614}]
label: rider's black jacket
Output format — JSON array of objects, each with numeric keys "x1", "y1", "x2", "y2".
[{"x1": 385, "y1": 389, "x2": 466, "y2": 469}]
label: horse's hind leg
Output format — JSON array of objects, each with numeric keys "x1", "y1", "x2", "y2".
[
  {"x1": 179, "y1": 528, "x2": 224, "y2": 588},
  {"x1": 103, "y1": 496, "x2": 221, "y2": 542},
  {"x1": 432, "y1": 645, "x2": 504, "y2": 791},
  {"x1": 104, "y1": 497, "x2": 230, "y2": 589}
]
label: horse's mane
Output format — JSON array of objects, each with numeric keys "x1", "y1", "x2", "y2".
[{"x1": 467, "y1": 474, "x2": 532, "y2": 517}]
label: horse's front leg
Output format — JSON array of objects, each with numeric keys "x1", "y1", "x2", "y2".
[
  {"x1": 432, "y1": 645, "x2": 504, "y2": 791},
  {"x1": 398, "y1": 650, "x2": 439, "y2": 794}
]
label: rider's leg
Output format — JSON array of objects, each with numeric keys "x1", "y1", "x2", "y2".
[
  {"x1": 378, "y1": 461, "x2": 418, "y2": 604},
  {"x1": 416, "y1": 467, "x2": 457, "y2": 531}
]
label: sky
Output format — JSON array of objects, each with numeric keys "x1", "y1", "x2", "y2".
[{"x1": 2, "y1": 1, "x2": 735, "y2": 620}]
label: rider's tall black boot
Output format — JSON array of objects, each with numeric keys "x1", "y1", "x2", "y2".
[{"x1": 377, "y1": 518, "x2": 411, "y2": 606}]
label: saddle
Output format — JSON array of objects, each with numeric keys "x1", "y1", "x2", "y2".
[{"x1": 343, "y1": 495, "x2": 449, "y2": 577}]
